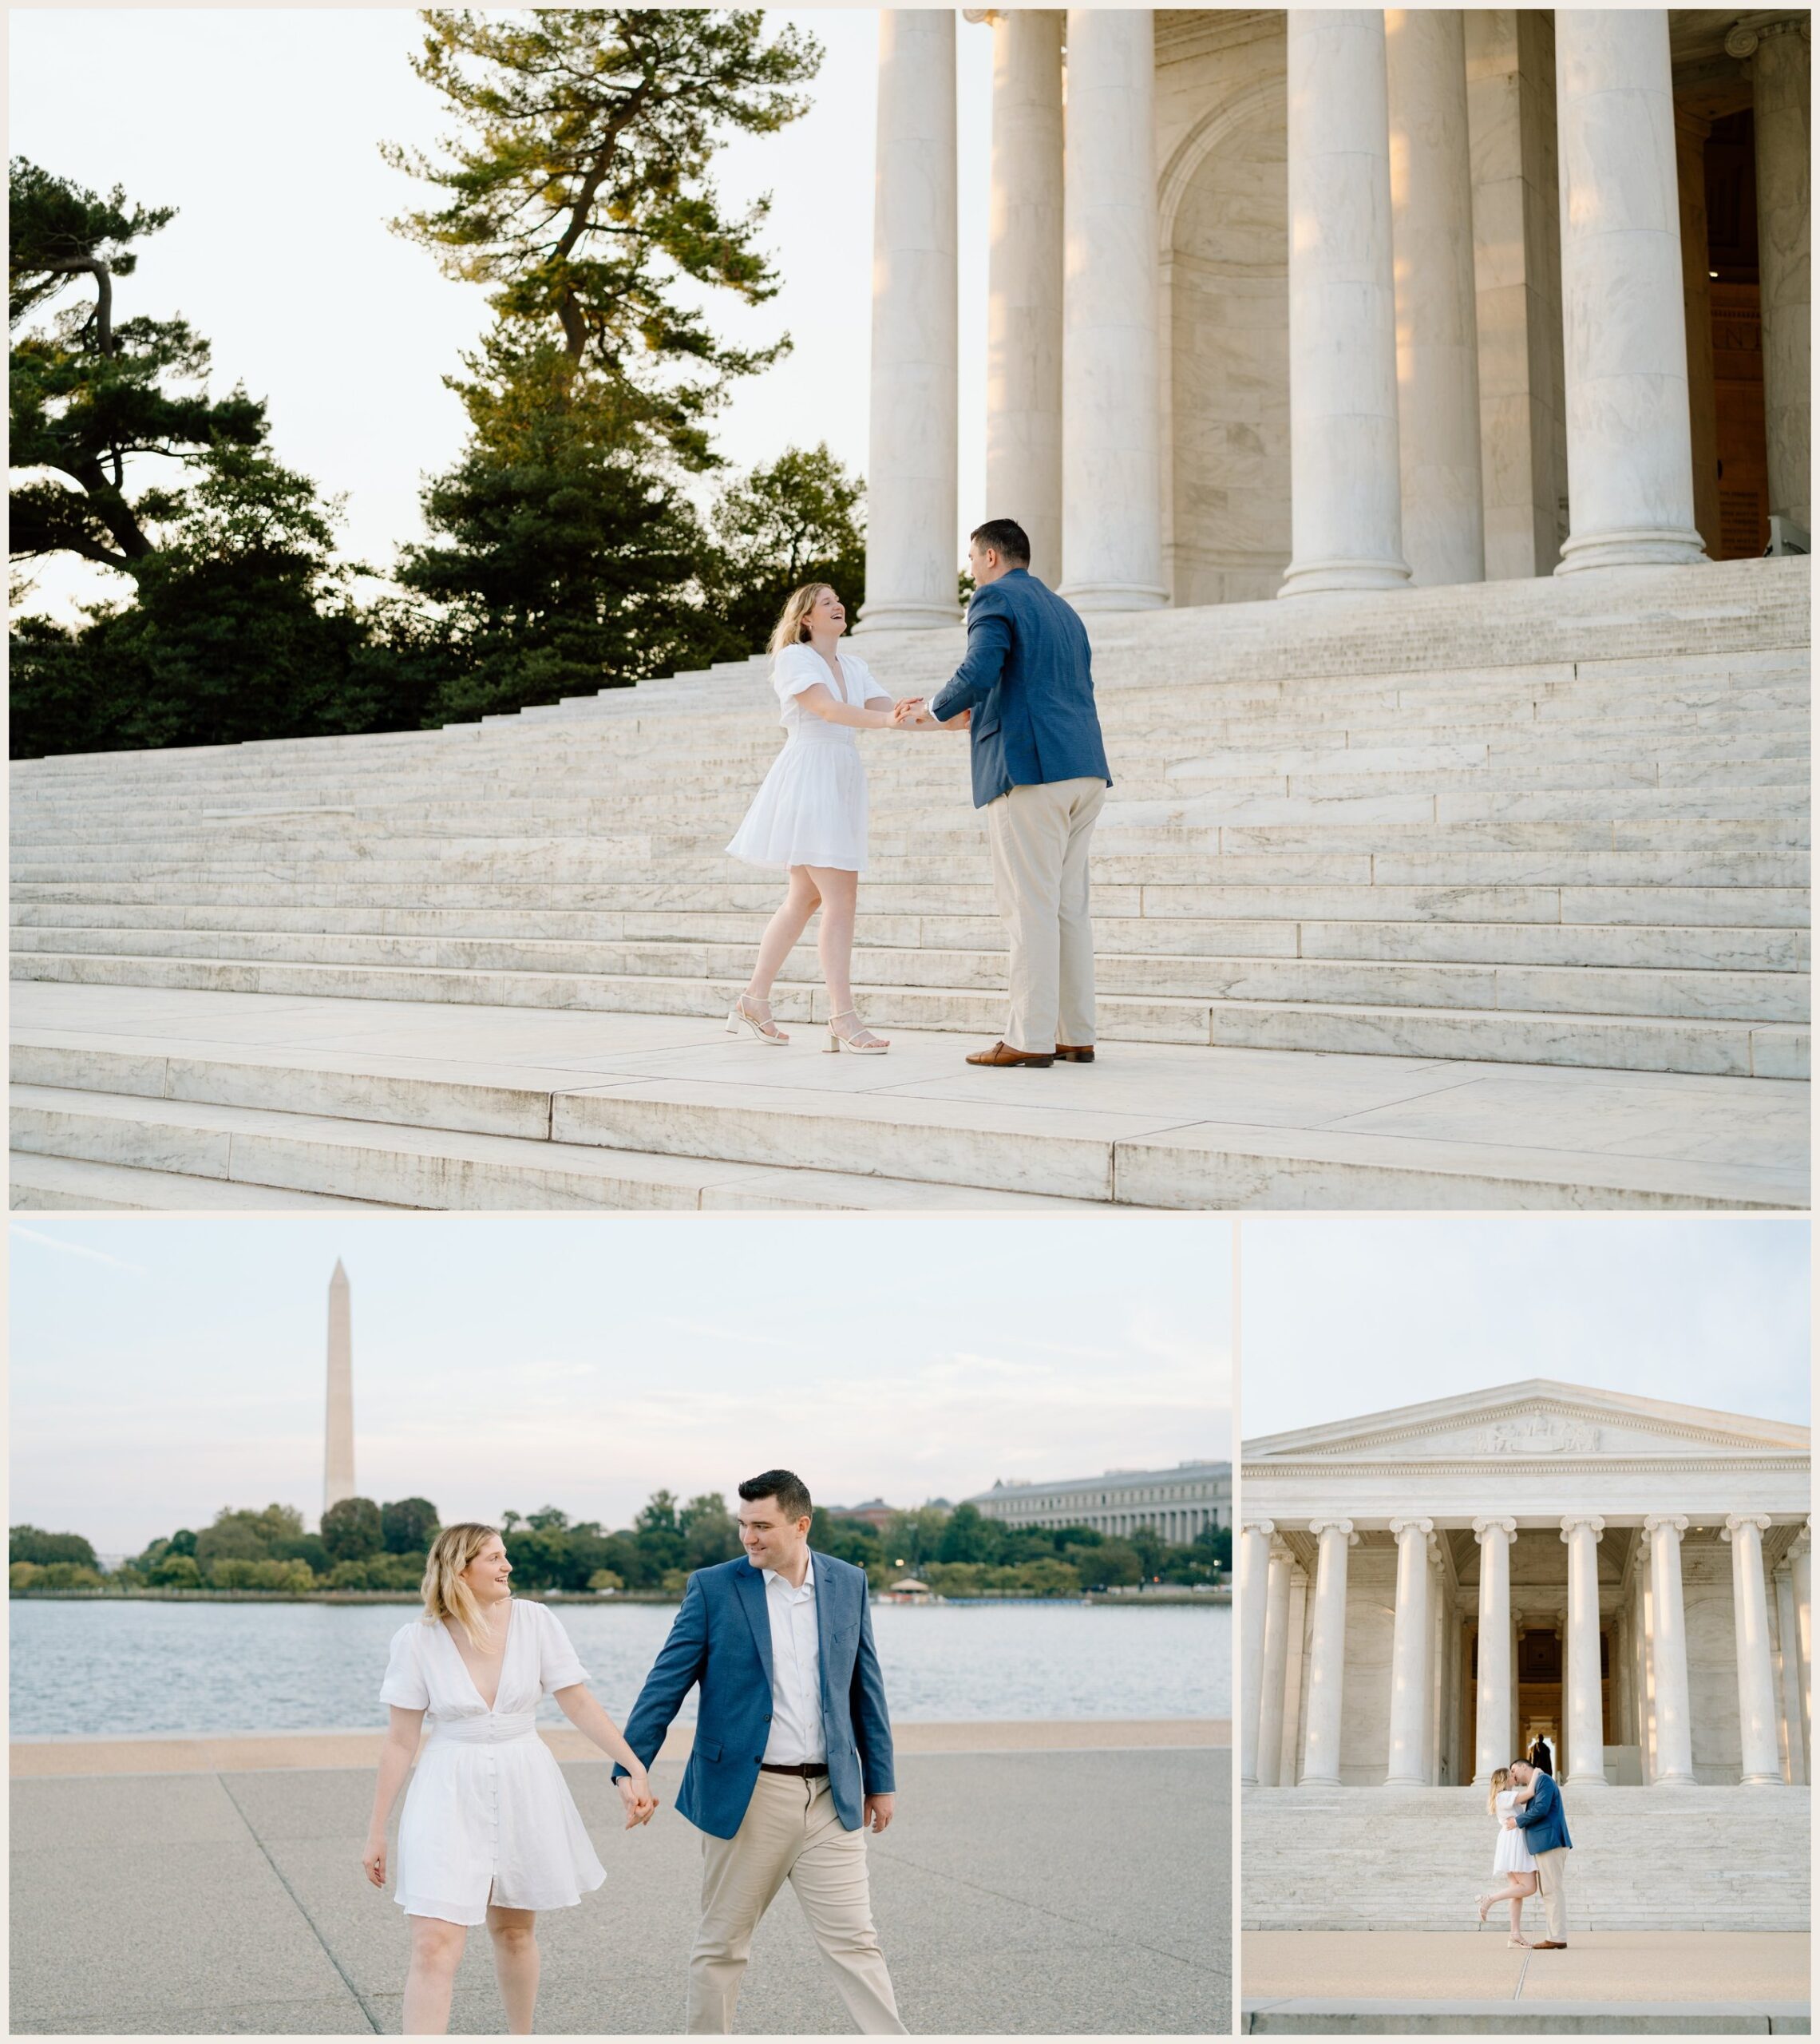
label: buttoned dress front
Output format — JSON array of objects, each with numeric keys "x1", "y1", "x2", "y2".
[
  {"x1": 380, "y1": 1600, "x2": 607, "y2": 1925},
  {"x1": 725, "y1": 644, "x2": 893, "y2": 873}
]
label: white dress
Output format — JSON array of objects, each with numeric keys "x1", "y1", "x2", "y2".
[
  {"x1": 380, "y1": 1600, "x2": 607, "y2": 1925},
  {"x1": 726, "y1": 642, "x2": 892, "y2": 873},
  {"x1": 1492, "y1": 1789, "x2": 1538, "y2": 1875}
]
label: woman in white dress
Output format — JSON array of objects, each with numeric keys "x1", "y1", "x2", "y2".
[
  {"x1": 362, "y1": 1523, "x2": 658, "y2": 2034},
  {"x1": 1475, "y1": 1765, "x2": 1539, "y2": 1945},
  {"x1": 725, "y1": 582, "x2": 959, "y2": 1053}
]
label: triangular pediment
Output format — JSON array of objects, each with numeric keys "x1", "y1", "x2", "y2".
[{"x1": 1246, "y1": 1379, "x2": 1808, "y2": 1465}]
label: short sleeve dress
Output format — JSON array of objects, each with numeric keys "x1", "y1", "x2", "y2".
[
  {"x1": 380, "y1": 1599, "x2": 607, "y2": 1924},
  {"x1": 725, "y1": 642, "x2": 893, "y2": 873},
  {"x1": 1492, "y1": 1789, "x2": 1538, "y2": 1875}
]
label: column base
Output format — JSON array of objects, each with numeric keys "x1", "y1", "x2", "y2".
[
  {"x1": 1554, "y1": 527, "x2": 1708, "y2": 573},
  {"x1": 1565, "y1": 1770, "x2": 1609, "y2": 1790},
  {"x1": 1298, "y1": 1771, "x2": 1342, "y2": 1787},
  {"x1": 1650, "y1": 1772, "x2": 1699, "y2": 1788},
  {"x1": 853, "y1": 602, "x2": 964, "y2": 633},
  {"x1": 1739, "y1": 1770, "x2": 1790, "y2": 1786},
  {"x1": 1056, "y1": 581, "x2": 1169, "y2": 613},
  {"x1": 1278, "y1": 557, "x2": 1413, "y2": 598}
]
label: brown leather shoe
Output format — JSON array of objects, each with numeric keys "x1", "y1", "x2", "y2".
[
  {"x1": 966, "y1": 1040, "x2": 1055, "y2": 1068},
  {"x1": 1529, "y1": 1942, "x2": 1569, "y2": 1950},
  {"x1": 1054, "y1": 1045, "x2": 1096, "y2": 1063}
]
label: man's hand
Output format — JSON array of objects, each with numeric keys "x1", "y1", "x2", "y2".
[
  {"x1": 618, "y1": 1774, "x2": 659, "y2": 1828},
  {"x1": 891, "y1": 697, "x2": 925, "y2": 727},
  {"x1": 863, "y1": 1792, "x2": 896, "y2": 1834},
  {"x1": 1502, "y1": 1816, "x2": 1517, "y2": 1830}
]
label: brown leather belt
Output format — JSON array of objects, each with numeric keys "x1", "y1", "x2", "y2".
[{"x1": 759, "y1": 1761, "x2": 829, "y2": 1777}]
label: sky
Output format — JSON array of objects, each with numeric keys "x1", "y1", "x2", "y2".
[
  {"x1": 9, "y1": 1214, "x2": 1232, "y2": 1552},
  {"x1": 1238, "y1": 1216, "x2": 1810, "y2": 1442},
  {"x1": 9, "y1": 8, "x2": 993, "y2": 625}
]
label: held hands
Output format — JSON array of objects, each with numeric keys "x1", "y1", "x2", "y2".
[
  {"x1": 863, "y1": 1792, "x2": 896, "y2": 1834},
  {"x1": 890, "y1": 697, "x2": 928, "y2": 727},
  {"x1": 618, "y1": 1773, "x2": 660, "y2": 1828}
]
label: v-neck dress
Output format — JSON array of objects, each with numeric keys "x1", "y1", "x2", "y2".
[
  {"x1": 381, "y1": 1600, "x2": 607, "y2": 1924},
  {"x1": 726, "y1": 642, "x2": 893, "y2": 873}
]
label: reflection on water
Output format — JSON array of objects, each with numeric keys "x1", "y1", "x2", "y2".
[{"x1": 10, "y1": 1597, "x2": 1228, "y2": 1737}]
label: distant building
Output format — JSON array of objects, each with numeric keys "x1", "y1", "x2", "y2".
[
  {"x1": 823, "y1": 1499, "x2": 897, "y2": 1531},
  {"x1": 966, "y1": 1461, "x2": 1231, "y2": 1543}
]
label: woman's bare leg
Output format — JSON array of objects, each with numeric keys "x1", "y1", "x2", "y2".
[
  {"x1": 742, "y1": 869, "x2": 822, "y2": 1033},
  {"x1": 487, "y1": 1905, "x2": 540, "y2": 2035},
  {"x1": 1509, "y1": 1872, "x2": 1537, "y2": 1943},
  {"x1": 403, "y1": 1916, "x2": 467, "y2": 2034},
  {"x1": 809, "y1": 866, "x2": 886, "y2": 1044}
]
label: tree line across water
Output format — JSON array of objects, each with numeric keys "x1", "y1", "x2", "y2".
[
  {"x1": 10, "y1": 1492, "x2": 1231, "y2": 1600},
  {"x1": 10, "y1": 12, "x2": 883, "y2": 760}
]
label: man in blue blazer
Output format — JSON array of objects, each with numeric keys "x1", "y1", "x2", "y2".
[
  {"x1": 613, "y1": 1469, "x2": 905, "y2": 2034},
  {"x1": 1507, "y1": 1759, "x2": 1574, "y2": 1947},
  {"x1": 897, "y1": 518, "x2": 1113, "y2": 1068}
]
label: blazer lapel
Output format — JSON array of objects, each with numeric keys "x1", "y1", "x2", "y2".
[
  {"x1": 734, "y1": 1562, "x2": 774, "y2": 1693},
  {"x1": 813, "y1": 1555, "x2": 838, "y2": 1710}
]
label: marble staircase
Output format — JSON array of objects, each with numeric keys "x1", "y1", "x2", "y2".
[
  {"x1": 10, "y1": 558, "x2": 1810, "y2": 1210},
  {"x1": 1241, "y1": 1785, "x2": 1811, "y2": 1931}
]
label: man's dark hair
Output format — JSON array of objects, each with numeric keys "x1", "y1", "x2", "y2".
[
  {"x1": 738, "y1": 1468, "x2": 813, "y2": 1522},
  {"x1": 971, "y1": 517, "x2": 1031, "y2": 565}
]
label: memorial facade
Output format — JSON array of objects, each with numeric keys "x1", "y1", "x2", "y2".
[
  {"x1": 858, "y1": 8, "x2": 1811, "y2": 624},
  {"x1": 968, "y1": 1459, "x2": 1231, "y2": 1542},
  {"x1": 1239, "y1": 1380, "x2": 1810, "y2": 1792}
]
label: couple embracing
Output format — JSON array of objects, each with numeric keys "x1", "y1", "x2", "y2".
[
  {"x1": 724, "y1": 517, "x2": 1111, "y2": 1068},
  {"x1": 1477, "y1": 1757, "x2": 1573, "y2": 1949},
  {"x1": 363, "y1": 1470, "x2": 904, "y2": 2035}
]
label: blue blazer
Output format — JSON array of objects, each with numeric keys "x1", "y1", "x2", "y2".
[
  {"x1": 612, "y1": 1553, "x2": 895, "y2": 1840},
  {"x1": 1511, "y1": 1769, "x2": 1573, "y2": 1852},
  {"x1": 929, "y1": 568, "x2": 1112, "y2": 810}
]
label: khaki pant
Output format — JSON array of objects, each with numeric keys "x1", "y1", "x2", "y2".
[
  {"x1": 687, "y1": 1773, "x2": 904, "y2": 2035},
  {"x1": 985, "y1": 775, "x2": 1107, "y2": 1053},
  {"x1": 1532, "y1": 1845, "x2": 1569, "y2": 1943}
]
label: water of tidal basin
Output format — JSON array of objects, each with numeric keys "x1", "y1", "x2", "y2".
[{"x1": 10, "y1": 1597, "x2": 1228, "y2": 1737}]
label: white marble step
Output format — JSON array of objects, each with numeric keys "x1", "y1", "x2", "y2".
[
  {"x1": 7, "y1": 1152, "x2": 400, "y2": 1210},
  {"x1": 10, "y1": 925, "x2": 1806, "y2": 1022},
  {"x1": 7, "y1": 1083, "x2": 1112, "y2": 1212},
  {"x1": 11, "y1": 949, "x2": 1811, "y2": 1075}
]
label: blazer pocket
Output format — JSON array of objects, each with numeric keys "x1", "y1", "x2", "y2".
[
  {"x1": 696, "y1": 1739, "x2": 722, "y2": 1764},
  {"x1": 973, "y1": 713, "x2": 1002, "y2": 739}
]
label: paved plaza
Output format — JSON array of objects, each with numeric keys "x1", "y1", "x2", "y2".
[{"x1": 10, "y1": 1727, "x2": 1228, "y2": 2035}]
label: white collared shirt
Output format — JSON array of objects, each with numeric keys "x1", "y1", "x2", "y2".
[{"x1": 760, "y1": 1552, "x2": 826, "y2": 1765}]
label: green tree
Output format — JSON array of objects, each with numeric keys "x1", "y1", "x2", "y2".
[
  {"x1": 936, "y1": 1503, "x2": 991, "y2": 1566},
  {"x1": 880, "y1": 1507, "x2": 948, "y2": 1572},
  {"x1": 383, "y1": 10, "x2": 819, "y2": 458},
  {"x1": 632, "y1": 1487, "x2": 686, "y2": 1575},
  {"x1": 321, "y1": 1495, "x2": 385, "y2": 1563},
  {"x1": 9, "y1": 1524, "x2": 98, "y2": 1568},
  {"x1": 150, "y1": 1551, "x2": 202, "y2": 1588},
  {"x1": 707, "y1": 442, "x2": 866, "y2": 652},
  {"x1": 271, "y1": 1534, "x2": 332, "y2": 1575},
  {"x1": 1076, "y1": 1539, "x2": 1141, "y2": 1590},
  {"x1": 382, "y1": 1498, "x2": 441, "y2": 1555},
  {"x1": 680, "y1": 1493, "x2": 741, "y2": 1570},
  {"x1": 9, "y1": 157, "x2": 265, "y2": 573},
  {"x1": 811, "y1": 1510, "x2": 884, "y2": 1571},
  {"x1": 193, "y1": 1503, "x2": 305, "y2": 1568}
]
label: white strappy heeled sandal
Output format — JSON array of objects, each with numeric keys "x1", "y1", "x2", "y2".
[
  {"x1": 825, "y1": 1008, "x2": 889, "y2": 1055},
  {"x1": 726, "y1": 993, "x2": 789, "y2": 1046}
]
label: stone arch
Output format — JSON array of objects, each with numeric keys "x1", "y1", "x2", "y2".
[{"x1": 1161, "y1": 71, "x2": 1292, "y2": 608}]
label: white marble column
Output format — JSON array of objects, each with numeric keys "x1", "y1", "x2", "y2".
[
  {"x1": 1384, "y1": 8, "x2": 1484, "y2": 585},
  {"x1": 1471, "y1": 1518, "x2": 1515, "y2": 1785},
  {"x1": 975, "y1": 6, "x2": 1065, "y2": 584},
  {"x1": 1732, "y1": 18, "x2": 1812, "y2": 534},
  {"x1": 1553, "y1": 10, "x2": 1706, "y2": 573},
  {"x1": 1059, "y1": 7, "x2": 1167, "y2": 611},
  {"x1": 1561, "y1": 1515, "x2": 1607, "y2": 1788},
  {"x1": 1637, "y1": 1544, "x2": 1661, "y2": 1781},
  {"x1": 1793, "y1": 1525, "x2": 1813, "y2": 1776},
  {"x1": 1238, "y1": 1519, "x2": 1275, "y2": 1785},
  {"x1": 860, "y1": 10, "x2": 962, "y2": 632},
  {"x1": 1724, "y1": 1513, "x2": 1785, "y2": 1785},
  {"x1": 1280, "y1": 10, "x2": 1410, "y2": 597},
  {"x1": 1673, "y1": 105, "x2": 1722, "y2": 556},
  {"x1": 1385, "y1": 1516, "x2": 1434, "y2": 1785},
  {"x1": 1642, "y1": 1520, "x2": 1699, "y2": 1790},
  {"x1": 1259, "y1": 1539, "x2": 1294, "y2": 1788},
  {"x1": 1281, "y1": 1564, "x2": 1310, "y2": 1787},
  {"x1": 1774, "y1": 1562, "x2": 1806, "y2": 1785},
  {"x1": 1427, "y1": 1540, "x2": 1447, "y2": 1785},
  {"x1": 1303, "y1": 1518, "x2": 1358, "y2": 1786}
]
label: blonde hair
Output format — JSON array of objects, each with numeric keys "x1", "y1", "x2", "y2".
[
  {"x1": 421, "y1": 1521, "x2": 504, "y2": 1646},
  {"x1": 1486, "y1": 1765, "x2": 1511, "y2": 1814},
  {"x1": 769, "y1": 583, "x2": 837, "y2": 657}
]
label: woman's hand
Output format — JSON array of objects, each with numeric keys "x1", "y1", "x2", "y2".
[
  {"x1": 362, "y1": 1836, "x2": 388, "y2": 1888},
  {"x1": 617, "y1": 1773, "x2": 659, "y2": 1828},
  {"x1": 891, "y1": 697, "x2": 926, "y2": 727}
]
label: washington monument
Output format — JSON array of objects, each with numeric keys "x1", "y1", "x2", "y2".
[{"x1": 324, "y1": 1259, "x2": 355, "y2": 1519}]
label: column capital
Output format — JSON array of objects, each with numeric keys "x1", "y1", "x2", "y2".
[
  {"x1": 1790, "y1": 1519, "x2": 1812, "y2": 1561},
  {"x1": 1723, "y1": 1512, "x2": 1773, "y2": 1543},
  {"x1": 1390, "y1": 1515, "x2": 1434, "y2": 1542},
  {"x1": 1727, "y1": 17, "x2": 1811, "y2": 58},
  {"x1": 1560, "y1": 1514, "x2": 1606, "y2": 1542},
  {"x1": 1309, "y1": 1516, "x2": 1358, "y2": 1544},
  {"x1": 961, "y1": 7, "x2": 999, "y2": 22},
  {"x1": 1472, "y1": 1516, "x2": 1517, "y2": 1545},
  {"x1": 1643, "y1": 1513, "x2": 1690, "y2": 1539},
  {"x1": 1242, "y1": 1519, "x2": 1276, "y2": 1539},
  {"x1": 1268, "y1": 1539, "x2": 1295, "y2": 1565}
]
